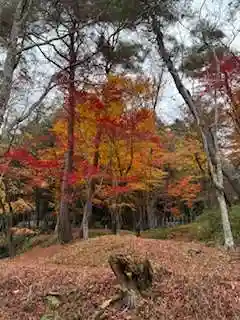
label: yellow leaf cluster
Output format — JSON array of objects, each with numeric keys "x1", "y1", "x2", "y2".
[{"x1": 47, "y1": 75, "x2": 164, "y2": 199}]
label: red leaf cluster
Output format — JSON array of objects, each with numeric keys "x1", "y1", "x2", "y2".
[
  {"x1": 168, "y1": 176, "x2": 201, "y2": 207},
  {"x1": 5, "y1": 148, "x2": 59, "y2": 169},
  {"x1": 199, "y1": 55, "x2": 240, "y2": 93}
]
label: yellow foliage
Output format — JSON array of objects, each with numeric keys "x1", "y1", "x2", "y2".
[
  {"x1": 46, "y1": 75, "x2": 164, "y2": 201},
  {"x1": 0, "y1": 198, "x2": 33, "y2": 215}
]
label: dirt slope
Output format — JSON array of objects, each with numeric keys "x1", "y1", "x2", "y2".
[{"x1": 0, "y1": 235, "x2": 239, "y2": 320}]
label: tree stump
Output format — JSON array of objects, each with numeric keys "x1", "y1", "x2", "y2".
[{"x1": 108, "y1": 253, "x2": 153, "y2": 309}]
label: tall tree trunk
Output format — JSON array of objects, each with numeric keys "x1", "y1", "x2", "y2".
[
  {"x1": 35, "y1": 187, "x2": 40, "y2": 227},
  {"x1": 0, "y1": 0, "x2": 32, "y2": 128},
  {"x1": 58, "y1": 26, "x2": 77, "y2": 243},
  {"x1": 135, "y1": 207, "x2": 143, "y2": 236},
  {"x1": 146, "y1": 196, "x2": 158, "y2": 229},
  {"x1": 115, "y1": 212, "x2": 121, "y2": 234},
  {"x1": 81, "y1": 185, "x2": 93, "y2": 240},
  {"x1": 206, "y1": 130, "x2": 240, "y2": 198},
  {"x1": 7, "y1": 203, "x2": 15, "y2": 258},
  {"x1": 216, "y1": 189, "x2": 234, "y2": 247},
  {"x1": 80, "y1": 129, "x2": 101, "y2": 240},
  {"x1": 58, "y1": 151, "x2": 73, "y2": 242},
  {"x1": 132, "y1": 208, "x2": 137, "y2": 232},
  {"x1": 58, "y1": 73, "x2": 75, "y2": 242},
  {"x1": 28, "y1": 212, "x2": 31, "y2": 229},
  {"x1": 111, "y1": 188, "x2": 122, "y2": 235},
  {"x1": 211, "y1": 125, "x2": 234, "y2": 248},
  {"x1": 222, "y1": 162, "x2": 240, "y2": 200},
  {"x1": 111, "y1": 210, "x2": 120, "y2": 235},
  {"x1": 152, "y1": 20, "x2": 234, "y2": 249},
  {"x1": 55, "y1": 214, "x2": 60, "y2": 234}
]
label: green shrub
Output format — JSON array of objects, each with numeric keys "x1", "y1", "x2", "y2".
[
  {"x1": 141, "y1": 228, "x2": 170, "y2": 239},
  {"x1": 142, "y1": 205, "x2": 240, "y2": 246},
  {"x1": 197, "y1": 205, "x2": 240, "y2": 245}
]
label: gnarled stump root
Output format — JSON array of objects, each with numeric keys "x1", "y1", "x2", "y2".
[
  {"x1": 109, "y1": 254, "x2": 153, "y2": 308},
  {"x1": 93, "y1": 254, "x2": 154, "y2": 319}
]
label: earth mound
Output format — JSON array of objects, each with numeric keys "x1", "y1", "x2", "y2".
[{"x1": 0, "y1": 235, "x2": 239, "y2": 319}]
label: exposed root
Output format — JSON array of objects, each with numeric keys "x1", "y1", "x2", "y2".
[
  {"x1": 93, "y1": 253, "x2": 154, "y2": 319},
  {"x1": 92, "y1": 293, "x2": 122, "y2": 319},
  {"x1": 122, "y1": 288, "x2": 138, "y2": 309},
  {"x1": 93, "y1": 287, "x2": 140, "y2": 319}
]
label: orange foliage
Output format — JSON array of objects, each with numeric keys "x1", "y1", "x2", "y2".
[
  {"x1": 168, "y1": 176, "x2": 201, "y2": 208},
  {"x1": 0, "y1": 75, "x2": 205, "y2": 218}
]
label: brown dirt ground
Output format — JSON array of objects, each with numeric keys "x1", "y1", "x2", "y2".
[{"x1": 0, "y1": 235, "x2": 239, "y2": 320}]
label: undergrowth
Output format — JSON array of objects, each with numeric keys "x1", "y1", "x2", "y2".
[
  {"x1": 0, "y1": 205, "x2": 239, "y2": 258},
  {"x1": 142, "y1": 205, "x2": 240, "y2": 246}
]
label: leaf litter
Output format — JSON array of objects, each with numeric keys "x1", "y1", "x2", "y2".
[{"x1": 0, "y1": 235, "x2": 239, "y2": 319}]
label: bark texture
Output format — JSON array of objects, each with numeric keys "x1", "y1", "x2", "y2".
[
  {"x1": 0, "y1": 0, "x2": 32, "y2": 128},
  {"x1": 80, "y1": 129, "x2": 101, "y2": 240},
  {"x1": 108, "y1": 253, "x2": 153, "y2": 309},
  {"x1": 58, "y1": 151, "x2": 73, "y2": 243},
  {"x1": 152, "y1": 18, "x2": 234, "y2": 249},
  {"x1": 58, "y1": 26, "x2": 77, "y2": 243}
]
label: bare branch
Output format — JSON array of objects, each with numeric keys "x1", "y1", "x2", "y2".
[
  {"x1": 8, "y1": 78, "x2": 57, "y2": 133},
  {"x1": 20, "y1": 33, "x2": 70, "y2": 53},
  {"x1": 0, "y1": 0, "x2": 33, "y2": 128},
  {"x1": 36, "y1": 42, "x2": 63, "y2": 70}
]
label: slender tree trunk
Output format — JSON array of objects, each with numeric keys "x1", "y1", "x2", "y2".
[
  {"x1": 116, "y1": 211, "x2": 121, "y2": 234},
  {"x1": 212, "y1": 127, "x2": 234, "y2": 247},
  {"x1": 206, "y1": 130, "x2": 240, "y2": 198},
  {"x1": 111, "y1": 210, "x2": 120, "y2": 235},
  {"x1": 0, "y1": 200, "x2": 6, "y2": 233},
  {"x1": 135, "y1": 207, "x2": 142, "y2": 236},
  {"x1": 132, "y1": 209, "x2": 137, "y2": 232},
  {"x1": 152, "y1": 20, "x2": 234, "y2": 249},
  {"x1": 147, "y1": 208, "x2": 156, "y2": 229},
  {"x1": 81, "y1": 187, "x2": 93, "y2": 240},
  {"x1": 146, "y1": 196, "x2": 158, "y2": 229},
  {"x1": 112, "y1": 191, "x2": 122, "y2": 235},
  {"x1": 55, "y1": 214, "x2": 59, "y2": 234},
  {"x1": 111, "y1": 210, "x2": 116, "y2": 234},
  {"x1": 216, "y1": 190, "x2": 234, "y2": 247},
  {"x1": 7, "y1": 203, "x2": 15, "y2": 258},
  {"x1": 80, "y1": 129, "x2": 102, "y2": 240},
  {"x1": 80, "y1": 184, "x2": 93, "y2": 241},
  {"x1": 28, "y1": 212, "x2": 31, "y2": 229},
  {"x1": 58, "y1": 151, "x2": 73, "y2": 243},
  {"x1": 35, "y1": 187, "x2": 40, "y2": 227},
  {"x1": 58, "y1": 26, "x2": 77, "y2": 243},
  {"x1": 211, "y1": 49, "x2": 234, "y2": 248},
  {"x1": 0, "y1": 0, "x2": 32, "y2": 128}
]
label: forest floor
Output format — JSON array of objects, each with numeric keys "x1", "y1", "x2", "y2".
[{"x1": 0, "y1": 235, "x2": 239, "y2": 320}]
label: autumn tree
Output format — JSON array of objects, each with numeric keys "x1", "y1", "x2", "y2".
[
  {"x1": 49, "y1": 75, "x2": 160, "y2": 238},
  {"x1": 95, "y1": 0, "x2": 236, "y2": 248},
  {"x1": 0, "y1": 134, "x2": 59, "y2": 256},
  {"x1": 151, "y1": 18, "x2": 236, "y2": 248},
  {"x1": 32, "y1": 1, "x2": 96, "y2": 243},
  {"x1": 23, "y1": 0, "x2": 150, "y2": 243}
]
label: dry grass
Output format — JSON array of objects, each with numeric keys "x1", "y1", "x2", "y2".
[{"x1": 0, "y1": 235, "x2": 239, "y2": 320}]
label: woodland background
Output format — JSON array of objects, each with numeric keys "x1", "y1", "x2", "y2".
[
  {"x1": 0, "y1": 0, "x2": 239, "y2": 253},
  {"x1": 0, "y1": 1, "x2": 240, "y2": 319}
]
